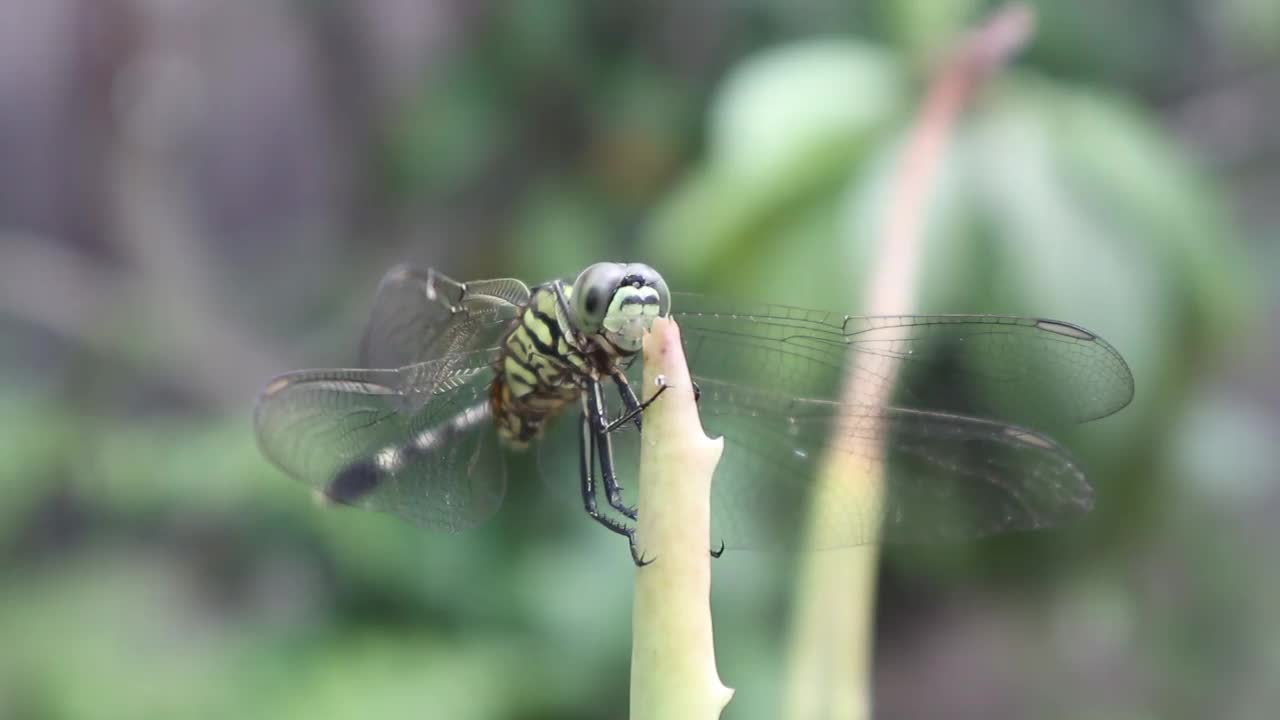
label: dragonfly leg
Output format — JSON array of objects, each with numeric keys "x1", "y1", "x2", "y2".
[
  {"x1": 605, "y1": 371, "x2": 669, "y2": 433},
  {"x1": 606, "y1": 372, "x2": 704, "y2": 434},
  {"x1": 607, "y1": 369, "x2": 646, "y2": 432},
  {"x1": 588, "y1": 380, "x2": 639, "y2": 521},
  {"x1": 580, "y1": 406, "x2": 651, "y2": 566},
  {"x1": 594, "y1": 379, "x2": 720, "y2": 559}
]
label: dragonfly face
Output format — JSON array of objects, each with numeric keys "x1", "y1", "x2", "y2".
[
  {"x1": 569, "y1": 262, "x2": 671, "y2": 354},
  {"x1": 253, "y1": 263, "x2": 1135, "y2": 563}
]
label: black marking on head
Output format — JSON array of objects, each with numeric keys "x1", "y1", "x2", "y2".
[
  {"x1": 621, "y1": 274, "x2": 646, "y2": 289},
  {"x1": 327, "y1": 459, "x2": 384, "y2": 504}
]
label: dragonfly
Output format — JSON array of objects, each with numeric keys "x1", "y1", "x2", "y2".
[{"x1": 253, "y1": 262, "x2": 1134, "y2": 564}]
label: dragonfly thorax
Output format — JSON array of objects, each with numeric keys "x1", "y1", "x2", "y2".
[
  {"x1": 490, "y1": 263, "x2": 670, "y2": 448},
  {"x1": 491, "y1": 284, "x2": 594, "y2": 447}
]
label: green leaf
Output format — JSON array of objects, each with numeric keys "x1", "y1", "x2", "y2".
[
  {"x1": 647, "y1": 40, "x2": 905, "y2": 288},
  {"x1": 708, "y1": 40, "x2": 903, "y2": 182}
]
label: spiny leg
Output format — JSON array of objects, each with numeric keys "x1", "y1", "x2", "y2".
[
  {"x1": 578, "y1": 399, "x2": 625, "y2": 535},
  {"x1": 588, "y1": 380, "x2": 640, "y2": 522},
  {"x1": 608, "y1": 369, "x2": 645, "y2": 432},
  {"x1": 606, "y1": 370, "x2": 670, "y2": 433},
  {"x1": 606, "y1": 371, "x2": 706, "y2": 435},
  {"x1": 579, "y1": 405, "x2": 649, "y2": 566},
  {"x1": 600, "y1": 376, "x2": 723, "y2": 560}
]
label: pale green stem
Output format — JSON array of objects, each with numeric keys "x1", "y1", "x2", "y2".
[
  {"x1": 630, "y1": 316, "x2": 734, "y2": 719},
  {"x1": 782, "y1": 6, "x2": 1037, "y2": 719}
]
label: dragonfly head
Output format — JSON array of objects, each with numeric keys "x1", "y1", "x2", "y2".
[{"x1": 571, "y1": 262, "x2": 670, "y2": 353}]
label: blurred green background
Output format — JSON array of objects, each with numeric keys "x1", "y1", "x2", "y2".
[{"x1": 1, "y1": 1, "x2": 1277, "y2": 718}]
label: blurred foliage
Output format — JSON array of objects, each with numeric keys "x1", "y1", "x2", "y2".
[{"x1": 1, "y1": 1, "x2": 1277, "y2": 718}]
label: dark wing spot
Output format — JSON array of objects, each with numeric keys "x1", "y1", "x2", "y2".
[{"x1": 327, "y1": 459, "x2": 384, "y2": 504}]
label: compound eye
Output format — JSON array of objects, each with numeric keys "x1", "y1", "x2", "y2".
[
  {"x1": 571, "y1": 263, "x2": 625, "y2": 331},
  {"x1": 649, "y1": 273, "x2": 671, "y2": 317},
  {"x1": 583, "y1": 286, "x2": 604, "y2": 316}
]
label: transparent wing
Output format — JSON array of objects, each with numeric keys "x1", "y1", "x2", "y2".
[
  {"x1": 671, "y1": 294, "x2": 1134, "y2": 430},
  {"x1": 695, "y1": 382, "x2": 1093, "y2": 549},
  {"x1": 253, "y1": 351, "x2": 508, "y2": 532},
  {"x1": 360, "y1": 264, "x2": 528, "y2": 370},
  {"x1": 613, "y1": 297, "x2": 1136, "y2": 548}
]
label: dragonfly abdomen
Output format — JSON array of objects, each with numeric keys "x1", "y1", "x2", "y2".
[{"x1": 325, "y1": 400, "x2": 492, "y2": 506}]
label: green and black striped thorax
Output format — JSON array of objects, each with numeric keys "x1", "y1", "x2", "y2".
[{"x1": 491, "y1": 262, "x2": 670, "y2": 447}]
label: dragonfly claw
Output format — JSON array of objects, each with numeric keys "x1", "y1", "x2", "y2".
[{"x1": 629, "y1": 532, "x2": 654, "y2": 567}]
